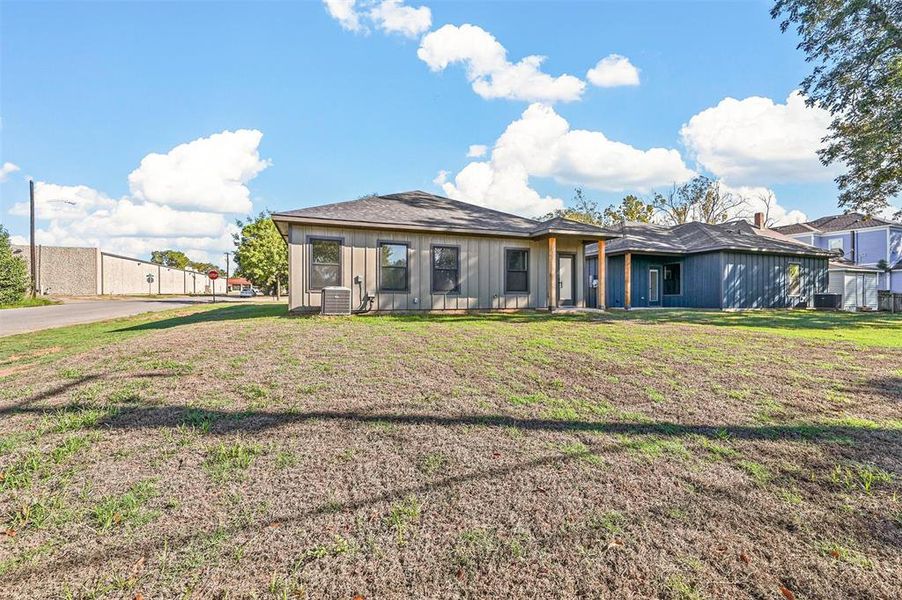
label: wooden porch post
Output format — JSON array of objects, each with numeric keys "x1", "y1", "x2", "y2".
[
  {"x1": 597, "y1": 239, "x2": 606, "y2": 310},
  {"x1": 547, "y1": 236, "x2": 557, "y2": 310},
  {"x1": 624, "y1": 252, "x2": 632, "y2": 310}
]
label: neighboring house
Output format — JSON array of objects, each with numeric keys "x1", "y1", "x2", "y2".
[
  {"x1": 585, "y1": 218, "x2": 832, "y2": 309},
  {"x1": 773, "y1": 213, "x2": 902, "y2": 292},
  {"x1": 828, "y1": 261, "x2": 880, "y2": 311},
  {"x1": 227, "y1": 277, "x2": 253, "y2": 293},
  {"x1": 271, "y1": 191, "x2": 617, "y2": 313}
]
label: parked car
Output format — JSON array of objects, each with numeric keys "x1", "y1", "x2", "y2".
[{"x1": 239, "y1": 288, "x2": 256, "y2": 297}]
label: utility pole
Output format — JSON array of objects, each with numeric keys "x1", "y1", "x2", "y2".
[
  {"x1": 224, "y1": 251, "x2": 230, "y2": 295},
  {"x1": 29, "y1": 180, "x2": 37, "y2": 297}
]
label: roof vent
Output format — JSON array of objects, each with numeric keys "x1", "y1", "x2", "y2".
[{"x1": 321, "y1": 286, "x2": 352, "y2": 316}]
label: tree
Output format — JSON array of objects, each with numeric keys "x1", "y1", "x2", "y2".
[
  {"x1": 0, "y1": 224, "x2": 28, "y2": 304},
  {"x1": 541, "y1": 188, "x2": 605, "y2": 225},
  {"x1": 233, "y1": 211, "x2": 288, "y2": 296},
  {"x1": 150, "y1": 250, "x2": 190, "y2": 270},
  {"x1": 653, "y1": 176, "x2": 745, "y2": 225},
  {"x1": 772, "y1": 0, "x2": 902, "y2": 216},
  {"x1": 187, "y1": 261, "x2": 219, "y2": 274},
  {"x1": 695, "y1": 179, "x2": 746, "y2": 225},
  {"x1": 750, "y1": 189, "x2": 779, "y2": 228},
  {"x1": 602, "y1": 194, "x2": 655, "y2": 224}
]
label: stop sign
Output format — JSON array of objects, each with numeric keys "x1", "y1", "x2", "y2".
[{"x1": 208, "y1": 270, "x2": 219, "y2": 280}]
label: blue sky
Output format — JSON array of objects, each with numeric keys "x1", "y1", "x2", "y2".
[{"x1": 0, "y1": 0, "x2": 850, "y2": 264}]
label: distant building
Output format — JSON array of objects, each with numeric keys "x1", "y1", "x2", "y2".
[
  {"x1": 773, "y1": 213, "x2": 902, "y2": 292},
  {"x1": 227, "y1": 277, "x2": 253, "y2": 293}
]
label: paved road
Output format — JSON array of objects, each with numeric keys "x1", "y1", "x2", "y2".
[{"x1": 0, "y1": 297, "x2": 223, "y2": 337}]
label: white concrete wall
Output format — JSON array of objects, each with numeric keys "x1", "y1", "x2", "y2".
[
  {"x1": 100, "y1": 253, "x2": 225, "y2": 296},
  {"x1": 287, "y1": 224, "x2": 588, "y2": 312}
]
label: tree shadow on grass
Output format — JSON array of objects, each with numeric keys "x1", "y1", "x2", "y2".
[
  {"x1": 113, "y1": 303, "x2": 290, "y2": 332},
  {"x1": 8, "y1": 402, "x2": 896, "y2": 452},
  {"x1": 0, "y1": 372, "x2": 173, "y2": 416}
]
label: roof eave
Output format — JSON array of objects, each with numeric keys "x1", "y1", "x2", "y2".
[{"x1": 270, "y1": 213, "x2": 537, "y2": 238}]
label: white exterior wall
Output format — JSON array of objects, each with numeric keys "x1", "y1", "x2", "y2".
[
  {"x1": 100, "y1": 253, "x2": 225, "y2": 296},
  {"x1": 830, "y1": 270, "x2": 879, "y2": 310},
  {"x1": 287, "y1": 224, "x2": 588, "y2": 311}
]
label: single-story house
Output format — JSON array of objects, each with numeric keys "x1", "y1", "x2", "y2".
[
  {"x1": 828, "y1": 261, "x2": 880, "y2": 311},
  {"x1": 227, "y1": 276, "x2": 253, "y2": 293},
  {"x1": 271, "y1": 191, "x2": 618, "y2": 313},
  {"x1": 585, "y1": 219, "x2": 833, "y2": 309}
]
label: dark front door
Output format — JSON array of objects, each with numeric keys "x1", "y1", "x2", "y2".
[
  {"x1": 586, "y1": 256, "x2": 598, "y2": 308},
  {"x1": 558, "y1": 253, "x2": 576, "y2": 306}
]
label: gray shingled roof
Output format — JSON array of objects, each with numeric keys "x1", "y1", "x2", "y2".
[
  {"x1": 773, "y1": 212, "x2": 897, "y2": 234},
  {"x1": 586, "y1": 220, "x2": 831, "y2": 257},
  {"x1": 272, "y1": 190, "x2": 617, "y2": 238}
]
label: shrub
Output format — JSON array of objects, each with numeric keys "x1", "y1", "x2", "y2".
[{"x1": 0, "y1": 224, "x2": 28, "y2": 304}]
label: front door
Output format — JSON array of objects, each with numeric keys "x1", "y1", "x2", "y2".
[
  {"x1": 558, "y1": 254, "x2": 576, "y2": 306},
  {"x1": 586, "y1": 256, "x2": 598, "y2": 308},
  {"x1": 648, "y1": 268, "x2": 661, "y2": 306}
]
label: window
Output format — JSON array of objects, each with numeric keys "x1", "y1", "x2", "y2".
[
  {"x1": 663, "y1": 263, "x2": 681, "y2": 295},
  {"x1": 505, "y1": 248, "x2": 529, "y2": 293},
  {"x1": 309, "y1": 238, "x2": 341, "y2": 289},
  {"x1": 379, "y1": 242, "x2": 409, "y2": 291},
  {"x1": 787, "y1": 263, "x2": 801, "y2": 297},
  {"x1": 828, "y1": 238, "x2": 844, "y2": 253},
  {"x1": 432, "y1": 245, "x2": 460, "y2": 293}
]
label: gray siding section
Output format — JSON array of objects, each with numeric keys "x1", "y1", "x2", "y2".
[
  {"x1": 287, "y1": 224, "x2": 589, "y2": 311},
  {"x1": 721, "y1": 252, "x2": 827, "y2": 309}
]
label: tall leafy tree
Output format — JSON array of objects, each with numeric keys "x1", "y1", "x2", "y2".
[
  {"x1": 187, "y1": 260, "x2": 220, "y2": 274},
  {"x1": 772, "y1": 0, "x2": 902, "y2": 215},
  {"x1": 233, "y1": 211, "x2": 288, "y2": 295},
  {"x1": 150, "y1": 249, "x2": 190, "y2": 270},
  {"x1": 603, "y1": 194, "x2": 655, "y2": 224},
  {"x1": 0, "y1": 224, "x2": 29, "y2": 304}
]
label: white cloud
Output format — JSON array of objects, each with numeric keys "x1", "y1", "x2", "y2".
[
  {"x1": 0, "y1": 162, "x2": 20, "y2": 182},
  {"x1": 466, "y1": 144, "x2": 487, "y2": 158},
  {"x1": 128, "y1": 129, "x2": 269, "y2": 213},
  {"x1": 418, "y1": 24, "x2": 586, "y2": 103},
  {"x1": 438, "y1": 103, "x2": 693, "y2": 217},
  {"x1": 586, "y1": 54, "x2": 640, "y2": 88},
  {"x1": 720, "y1": 184, "x2": 808, "y2": 226},
  {"x1": 369, "y1": 0, "x2": 431, "y2": 38},
  {"x1": 323, "y1": 0, "x2": 430, "y2": 38},
  {"x1": 323, "y1": 0, "x2": 364, "y2": 32},
  {"x1": 9, "y1": 182, "x2": 117, "y2": 220},
  {"x1": 680, "y1": 91, "x2": 837, "y2": 185},
  {"x1": 8, "y1": 130, "x2": 269, "y2": 264}
]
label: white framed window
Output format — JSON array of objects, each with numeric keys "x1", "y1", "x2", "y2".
[{"x1": 828, "y1": 238, "x2": 844, "y2": 252}]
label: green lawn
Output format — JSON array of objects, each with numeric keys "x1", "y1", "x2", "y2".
[
  {"x1": 0, "y1": 296, "x2": 59, "y2": 310},
  {"x1": 605, "y1": 308, "x2": 902, "y2": 347},
  {"x1": 0, "y1": 306, "x2": 899, "y2": 598}
]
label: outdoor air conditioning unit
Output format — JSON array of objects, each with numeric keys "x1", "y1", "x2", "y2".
[
  {"x1": 813, "y1": 293, "x2": 842, "y2": 310},
  {"x1": 321, "y1": 286, "x2": 352, "y2": 315}
]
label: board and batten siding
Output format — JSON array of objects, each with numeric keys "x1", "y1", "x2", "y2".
[
  {"x1": 602, "y1": 251, "x2": 828, "y2": 309},
  {"x1": 287, "y1": 224, "x2": 587, "y2": 311},
  {"x1": 721, "y1": 252, "x2": 827, "y2": 309}
]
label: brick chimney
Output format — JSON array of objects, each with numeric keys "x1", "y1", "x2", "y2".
[{"x1": 753, "y1": 212, "x2": 765, "y2": 229}]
